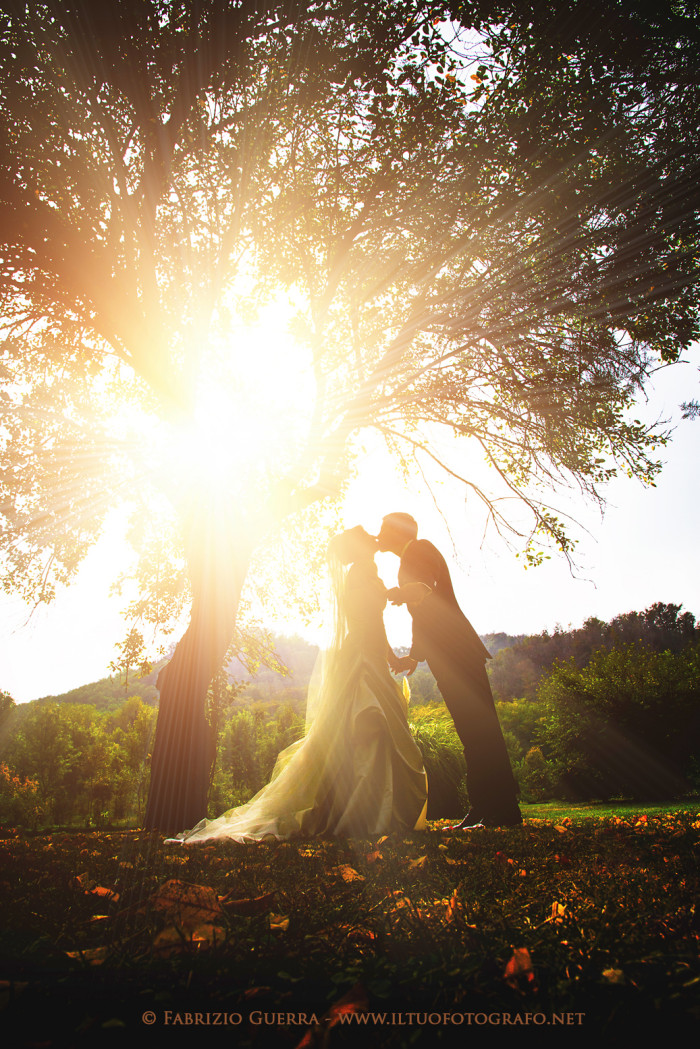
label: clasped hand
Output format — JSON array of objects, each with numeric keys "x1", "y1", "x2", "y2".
[
  {"x1": 391, "y1": 655, "x2": 418, "y2": 676},
  {"x1": 386, "y1": 582, "x2": 432, "y2": 607}
]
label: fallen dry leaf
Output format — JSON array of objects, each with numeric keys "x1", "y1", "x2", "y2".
[
  {"x1": 547, "y1": 901, "x2": 567, "y2": 924},
  {"x1": 504, "y1": 947, "x2": 537, "y2": 991},
  {"x1": 408, "y1": 855, "x2": 428, "y2": 871},
  {"x1": 340, "y1": 924, "x2": 377, "y2": 945},
  {"x1": 220, "y1": 891, "x2": 276, "y2": 916},
  {"x1": 65, "y1": 946, "x2": 110, "y2": 966},
  {"x1": 295, "y1": 983, "x2": 369, "y2": 1048},
  {"x1": 384, "y1": 891, "x2": 414, "y2": 923},
  {"x1": 445, "y1": 888, "x2": 462, "y2": 923},
  {"x1": 72, "y1": 873, "x2": 94, "y2": 891},
  {"x1": 333, "y1": 865, "x2": 365, "y2": 883},
  {"x1": 243, "y1": 986, "x2": 272, "y2": 1000},
  {"x1": 152, "y1": 922, "x2": 226, "y2": 956},
  {"x1": 151, "y1": 880, "x2": 224, "y2": 929},
  {"x1": 89, "y1": 886, "x2": 120, "y2": 903}
]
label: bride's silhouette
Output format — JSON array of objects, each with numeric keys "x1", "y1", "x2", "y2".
[{"x1": 169, "y1": 526, "x2": 427, "y2": 843}]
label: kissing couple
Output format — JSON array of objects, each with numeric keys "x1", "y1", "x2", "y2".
[{"x1": 169, "y1": 513, "x2": 521, "y2": 844}]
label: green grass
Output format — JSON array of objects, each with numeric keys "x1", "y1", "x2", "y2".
[
  {"x1": 1, "y1": 804, "x2": 699, "y2": 1046},
  {"x1": 521, "y1": 799, "x2": 694, "y2": 821}
]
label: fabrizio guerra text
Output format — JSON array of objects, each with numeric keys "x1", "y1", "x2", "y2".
[{"x1": 157, "y1": 1011, "x2": 585, "y2": 1027}]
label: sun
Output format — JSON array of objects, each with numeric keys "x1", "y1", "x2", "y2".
[{"x1": 146, "y1": 297, "x2": 317, "y2": 499}]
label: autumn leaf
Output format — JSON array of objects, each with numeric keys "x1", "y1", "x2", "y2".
[
  {"x1": 342, "y1": 924, "x2": 377, "y2": 945},
  {"x1": 332, "y1": 865, "x2": 365, "y2": 883},
  {"x1": 547, "y1": 901, "x2": 567, "y2": 924},
  {"x1": 190, "y1": 924, "x2": 226, "y2": 947},
  {"x1": 269, "y1": 913, "x2": 290, "y2": 932},
  {"x1": 384, "y1": 891, "x2": 413, "y2": 924},
  {"x1": 243, "y1": 986, "x2": 272, "y2": 1000},
  {"x1": 504, "y1": 947, "x2": 537, "y2": 991},
  {"x1": 152, "y1": 923, "x2": 226, "y2": 956},
  {"x1": 408, "y1": 854, "x2": 428, "y2": 871},
  {"x1": 445, "y1": 888, "x2": 462, "y2": 923},
  {"x1": 72, "y1": 873, "x2": 94, "y2": 891},
  {"x1": 89, "y1": 886, "x2": 120, "y2": 903},
  {"x1": 150, "y1": 880, "x2": 224, "y2": 929},
  {"x1": 365, "y1": 849, "x2": 383, "y2": 863},
  {"x1": 220, "y1": 890, "x2": 276, "y2": 916},
  {"x1": 295, "y1": 983, "x2": 369, "y2": 1048},
  {"x1": 602, "y1": 968, "x2": 625, "y2": 984},
  {"x1": 65, "y1": 946, "x2": 110, "y2": 966}
]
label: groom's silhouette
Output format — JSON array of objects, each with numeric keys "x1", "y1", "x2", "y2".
[{"x1": 377, "y1": 512, "x2": 521, "y2": 829}]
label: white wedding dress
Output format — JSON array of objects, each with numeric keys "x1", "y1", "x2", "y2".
[{"x1": 170, "y1": 560, "x2": 428, "y2": 843}]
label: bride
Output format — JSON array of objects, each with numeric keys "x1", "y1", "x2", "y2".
[{"x1": 169, "y1": 526, "x2": 428, "y2": 843}]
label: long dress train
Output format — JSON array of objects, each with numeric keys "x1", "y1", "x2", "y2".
[{"x1": 169, "y1": 560, "x2": 427, "y2": 843}]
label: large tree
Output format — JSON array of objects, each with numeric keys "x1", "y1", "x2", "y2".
[{"x1": 1, "y1": 0, "x2": 698, "y2": 831}]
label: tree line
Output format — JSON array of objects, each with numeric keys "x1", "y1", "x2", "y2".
[{"x1": 1, "y1": 601, "x2": 698, "y2": 827}]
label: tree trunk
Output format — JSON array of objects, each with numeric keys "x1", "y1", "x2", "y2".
[{"x1": 144, "y1": 500, "x2": 251, "y2": 834}]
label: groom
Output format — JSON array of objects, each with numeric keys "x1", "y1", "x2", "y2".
[{"x1": 376, "y1": 512, "x2": 522, "y2": 829}]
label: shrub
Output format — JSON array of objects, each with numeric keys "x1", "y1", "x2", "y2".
[
  {"x1": 409, "y1": 704, "x2": 468, "y2": 818},
  {"x1": 0, "y1": 761, "x2": 43, "y2": 828},
  {"x1": 536, "y1": 641, "x2": 700, "y2": 800},
  {"x1": 512, "y1": 745, "x2": 556, "y2": 801}
]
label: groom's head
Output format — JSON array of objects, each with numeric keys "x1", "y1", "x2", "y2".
[{"x1": 377, "y1": 512, "x2": 418, "y2": 555}]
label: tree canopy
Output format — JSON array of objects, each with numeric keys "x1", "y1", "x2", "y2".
[{"x1": 1, "y1": 0, "x2": 699, "y2": 828}]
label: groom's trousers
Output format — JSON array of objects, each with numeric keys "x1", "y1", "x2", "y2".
[{"x1": 428, "y1": 651, "x2": 521, "y2": 823}]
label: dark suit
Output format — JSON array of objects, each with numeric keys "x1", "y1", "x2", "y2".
[{"x1": 399, "y1": 539, "x2": 521, "y2": 823}]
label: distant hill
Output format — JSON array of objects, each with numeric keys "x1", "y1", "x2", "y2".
[
  {"x1": 12, "y1": 604, "x2": 694, "y2": 720},
  {"x1": 35, "y1": 667, "x2": 162, "y2": 711},
  {"x1": 227, "y1": 634, "x2": 319, "y2": 693},
  {"x1": 13, "y1": 629, "x2": 517, "y2": 717}
]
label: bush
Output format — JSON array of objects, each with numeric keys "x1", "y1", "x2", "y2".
[
  {"x1": 536, "y1": 641, "x2": 700, "y2": 800},
  {"x1": 512, "y1": 745, "x2": 556, "y2": 801},
  {"x1": 0, "y1": 761, "x2": 43, "y2": 828},
  {"x1": 409, "y1": 704, "x2": 468, "y2": 818}
]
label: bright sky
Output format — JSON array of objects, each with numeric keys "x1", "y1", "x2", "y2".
[{"x1": 1, "y1": 352, "x2": 698, "y2": 704}]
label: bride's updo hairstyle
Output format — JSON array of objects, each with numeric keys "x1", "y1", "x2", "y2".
[{"x1": 327, "y1": 525, "x2": 376, "y2": 566}]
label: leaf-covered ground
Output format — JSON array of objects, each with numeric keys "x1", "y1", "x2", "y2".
[{"x1": 1, "y1": 806, "x2": 699, "y2": 1046}]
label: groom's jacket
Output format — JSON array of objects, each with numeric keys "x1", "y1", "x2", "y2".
[{"x1": 398, "y1": 540, "x2": 491, "y2": 672}]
